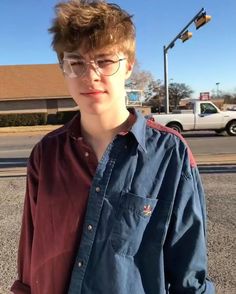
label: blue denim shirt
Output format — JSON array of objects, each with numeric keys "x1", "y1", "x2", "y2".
[{"x1": 68, "y1": 109, "x2": 215, "y2": 294}]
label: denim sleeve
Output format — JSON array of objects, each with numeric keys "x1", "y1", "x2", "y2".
[{"x1": 164, "y1": 158, "x2": 215, "y2": 293}]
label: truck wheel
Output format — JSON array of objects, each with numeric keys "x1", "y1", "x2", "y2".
[
  {"x1": 167, "y1": 123, "x2": 182, "y2": 134},
  {"x1": 226, "y1": 121, "x2": 236, "y2": 136}
]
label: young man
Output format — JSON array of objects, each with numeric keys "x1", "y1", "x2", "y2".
[{"x1": 11, "y1": 0, "x2": 215, "y2": 293}]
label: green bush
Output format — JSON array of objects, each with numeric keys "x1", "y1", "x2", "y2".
[
  {"x1": 0, "y1": 113, "x2": 47, "y2": 127},
  {"x1": 0, "y1": 111, "x2": 80, "y2": 127},
  {"x1": 55, "y1": 111, "x2": 79, "y2": 124}
]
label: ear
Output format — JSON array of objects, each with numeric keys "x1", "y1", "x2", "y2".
[{"x1": 125, "y1": 62, "x2": 134, "y2": 80}]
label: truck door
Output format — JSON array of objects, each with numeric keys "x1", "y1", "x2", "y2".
[{"x1": 195, "y1": 103, "x2": 223, "y2": 129}]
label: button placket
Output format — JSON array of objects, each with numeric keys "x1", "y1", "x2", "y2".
[{"x1": 68, "y1": 140, "x2": 122, "y2": 292}]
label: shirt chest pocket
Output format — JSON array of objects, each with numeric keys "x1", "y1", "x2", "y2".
[{"x1": 110, "y1": 192, "x2": 158, "y2": 256}]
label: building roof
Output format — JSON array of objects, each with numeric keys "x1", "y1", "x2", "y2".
[{"x1": 0, "y1": 64, "x2": 70, "y2": 101}]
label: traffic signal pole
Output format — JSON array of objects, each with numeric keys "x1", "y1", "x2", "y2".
[
  {"x1": 164, "y1": 8, "x2": 206, "y2": 113},
  {"x1": 163, "y1": 45, "x2": 169, "y2": 114}
]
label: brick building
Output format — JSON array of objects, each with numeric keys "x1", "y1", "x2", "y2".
[
  {"x1": 0, "y1": 64, "x2": 150, "y2": 117},
  {"x1": 0, "y1": 64, "x2": 78, "y2": 115}
]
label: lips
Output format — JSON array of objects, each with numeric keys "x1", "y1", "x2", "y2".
[
  {"x1": 82, "y1": 91, "x2": 106, "y2": 95},
  {"x1": 80, "y1": 89, "x2": 106, "y2": 95}
]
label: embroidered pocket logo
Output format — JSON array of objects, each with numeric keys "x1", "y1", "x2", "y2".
[{"x1": 143, "y1": 205, "x2": 152, "y2": 217}]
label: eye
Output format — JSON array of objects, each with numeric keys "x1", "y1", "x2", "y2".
[
  {"x1": 96, "y1": 58, "x2": 116, "y2": 68},
  {"x1": 69, "y1": 59, "x2": 85, "y2": 66}
]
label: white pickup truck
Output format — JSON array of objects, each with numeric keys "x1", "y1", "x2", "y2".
[{"x1": 152, "y1": 100, "x2": 236, "y2": 136}]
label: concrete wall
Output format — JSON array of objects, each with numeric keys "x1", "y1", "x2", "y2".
[
  {"x1": 0, "y1": 97, "x2": 78, "y2": 115},
  {"x1": 0, "y1": 99, "x2": 47, "y2": 114},
  {"x1": 133, "y1": 106, "x2": 151, "y2": 115},
  {"x1": 57, "y1": 98, "x2": 79, "y2": 111}
]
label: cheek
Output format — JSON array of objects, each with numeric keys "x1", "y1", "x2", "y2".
[
  {"x1": 107, "y1": 79, "x2": 124, "y2": 94},
  {"x1": 65, "y1": 79, "x2": 80, "y2": 97},
  {"x1": 110, "y1": 71, "x2": 127, "y2": 87}
]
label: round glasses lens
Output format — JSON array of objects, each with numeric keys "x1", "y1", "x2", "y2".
[
  {"x1": 95, "y1": 55, "x2": 120, "y2": 76},
  {"x1": 63, "y1": 59, "x2": 86, "y2": 78}
]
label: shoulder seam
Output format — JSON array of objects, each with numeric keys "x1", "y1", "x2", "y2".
[{"x1": 146, "y1": 120, "x2": 197, "y2": 168}]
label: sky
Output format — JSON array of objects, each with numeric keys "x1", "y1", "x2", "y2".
[{"x1": 0, "y1": 0, "x2": 236, "y2": 97}]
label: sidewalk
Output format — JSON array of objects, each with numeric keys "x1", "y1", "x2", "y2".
[{"x1": 0, "y1": 125, "x2": 61, "y2": 135}]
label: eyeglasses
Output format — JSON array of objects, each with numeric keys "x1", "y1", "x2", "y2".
[{"x1": 62, "y1": 54, "x2": 126, "y2": 79}]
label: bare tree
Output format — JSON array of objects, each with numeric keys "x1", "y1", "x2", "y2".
[
  {"x1": 211, "y1": 92, "x2": 236, "y2": 104},
  {"x1": 126, "y1": 62, "x2": 194, "y2": 111},
  {"x1": 143, "y1": 79, "x2": 162, "y2": 101},
  {"x1": 168, "y1": 83, "x2": 193, "y2": 108},
  {"x1": 126, "y1": 62, "x2": 154, "y2": 90}
]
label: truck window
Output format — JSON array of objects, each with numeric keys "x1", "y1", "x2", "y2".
[{"x1": 201, "y1": 103, "x2": 218, "y2": 114}]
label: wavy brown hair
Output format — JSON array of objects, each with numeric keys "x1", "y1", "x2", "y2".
[{"x1": 48, "y1": 0, "x2": 136, "y2": 62}]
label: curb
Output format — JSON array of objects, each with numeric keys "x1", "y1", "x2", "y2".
[
  {"x1": 195, "y1": 154, "x2": 236, "y2": 165},
  {"x1": 0, "y1": 125, "x2": 61, "y2": 135}
]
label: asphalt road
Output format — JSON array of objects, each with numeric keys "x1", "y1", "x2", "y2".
[
  {"x1": 0, "y1": 174, "x2": 235, "y2": 293},
  {"x1": 0, "y1": 132, "x2": 236, "y2": 159},
  {"x1": 1, "y1": 132, "x2": 236, "y2": 176}
]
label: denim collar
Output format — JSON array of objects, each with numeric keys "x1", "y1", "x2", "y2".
[{"x1": 128, "y1": 108, "x2": 147, "y2": 153}]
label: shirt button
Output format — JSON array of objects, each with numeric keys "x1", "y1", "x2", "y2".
[
  {"x1": 78, "y1": 261, "x2": 83, "y2": 268},
  {"x1": 87, "y1": 224, "x2": 93, "y2": 231},
  {"x1": 85, "y1": 152, "x2": 89, "y2": 157},
  {"x1": 124, "y1": 145, "x2": 128, "y2": 149},
  {"x1": 95, "y1": 186, "x2": 101, "y2": 192}
]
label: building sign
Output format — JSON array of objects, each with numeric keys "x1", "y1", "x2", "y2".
[
  {"x1": 199, "y1": 92, "x2": 210, "y2": 100},
  {"x1": 126, "y1": 89, "x2": 143, "y2": 105}
]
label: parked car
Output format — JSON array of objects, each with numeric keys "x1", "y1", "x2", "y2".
[{"x1": 227, "y1": 105, "x2": 236, "y2": 111}]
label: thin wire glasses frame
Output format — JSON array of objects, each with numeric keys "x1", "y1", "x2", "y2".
[{"x1": 61, "y1": 54, "x2": 127, "y2": 79}]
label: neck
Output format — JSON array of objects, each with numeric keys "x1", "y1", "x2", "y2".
[
  {"x1": 80, "y1": 108, "x2": 130, "y2": 141},
  {"x1": 80, "y1": 107, "x2": 131, "y2": 161}
]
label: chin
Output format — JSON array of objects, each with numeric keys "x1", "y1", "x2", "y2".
[{"x1": 83, "y1": 104, "x2": 110, "y2": 116}]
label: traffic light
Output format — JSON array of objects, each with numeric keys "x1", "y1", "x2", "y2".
[
  {"x1": 180, "y1": 31, "x2": 192, "y2": 43},
  {"x1": 195, "y1": 14, "x2": 211, "y2": 30}
]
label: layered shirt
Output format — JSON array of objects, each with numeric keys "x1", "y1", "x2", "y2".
[{"x1": 11, "y1": 109, "x2": 214, "y2": 294}]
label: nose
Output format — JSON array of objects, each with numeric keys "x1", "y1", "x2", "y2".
[{"x1": 81, "y1": 62, "x2": 101, "y2": 82}]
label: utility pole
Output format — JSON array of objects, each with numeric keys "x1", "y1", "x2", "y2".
[
  {"x1": 216, "y1": 82, "x2": 220, "y2": 97},
  {"x1": 163, "y1": 8, "x2": 211, "y2": 113}
]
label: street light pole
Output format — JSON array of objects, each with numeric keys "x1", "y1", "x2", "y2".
[
  {"x1": 163, "y1": 7, "x2": 207, "y2": 113},
  {"x1": 163, "y1": 45, "x2": 169, "y2": 114},
  {"x1": 216, "y1": 82, "x2": 220, "y2": 97}
]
